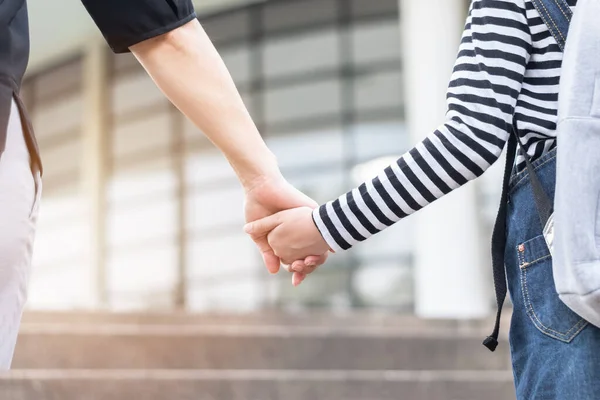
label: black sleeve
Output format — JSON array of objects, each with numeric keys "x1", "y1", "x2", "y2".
[{"x1": 80, "y1": 0, "x2": 197, "y2": 53}]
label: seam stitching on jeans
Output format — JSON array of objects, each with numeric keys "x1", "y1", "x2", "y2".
[
  {"x1": 522, "y1": 254, "x2": 551, "y2": 267},
  {"x1": 552, "y1": 0, "x2": 571, "y2": 21},
  {"x1": 520, "y1": 256, "x2": 586, "y2": 340},
  {"x1": 532, "y1": 0, "x2": 565, "y2": 51},
  {"x1": 539, "y1": 0, "x2": 565, "y2": 41}
]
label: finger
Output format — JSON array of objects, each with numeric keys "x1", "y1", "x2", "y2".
[
  {"x1": 291, "y1": 260, "x2": 306, "y2": 274},
  {"x1": 302, "y1": 263, "x2": 318, "y2": 275},
  {"x1": 254, "y1": 236, "x2": 281, "y2": 274},
  {"x1": 292, "y1": 272, "x2": 306, "y2": 287},
  {"x1": 244, "y1": 214, "x2": 281, "y2": 238},
  {"x1": 263, "y1": 250, "x2": 281, "y2": 274},
  {"x1": 304, "y1": 254, "x2": 327, "y2": 268}
]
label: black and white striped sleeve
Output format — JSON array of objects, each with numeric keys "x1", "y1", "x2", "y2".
[{"x1": 313, "y1": 0, "x2": 532, "y2": 252}]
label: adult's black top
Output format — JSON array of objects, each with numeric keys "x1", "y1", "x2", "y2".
[{"x1": 0, "y1": 0, "x2": 196, "y2": 173}]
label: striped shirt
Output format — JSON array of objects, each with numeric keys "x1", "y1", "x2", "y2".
[{"x1": 313, "y1": 0, "x2": 577, "y2": 252}]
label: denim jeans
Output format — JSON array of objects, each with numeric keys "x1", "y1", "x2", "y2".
[{"x1": 505, "y1": 147, "x2": 600, "y2": 399}]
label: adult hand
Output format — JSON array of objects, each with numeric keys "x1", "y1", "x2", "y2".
[
  {"x1": 244, "y1": 206, "x2": 331, "y2": 285},
  {"x1": 244, "y1": 174, "x2": 327, "y2": 276}
]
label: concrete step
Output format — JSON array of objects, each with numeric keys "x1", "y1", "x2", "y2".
[
  {"x1": 21, "y1": 311, "x2": 511, "y2": 333},
  {"x1": 0, "y1": 369, "x2": 516, "y2": 400},
  {"x1": 13, "y1": 322, "x2": 511, "y2": 370}
]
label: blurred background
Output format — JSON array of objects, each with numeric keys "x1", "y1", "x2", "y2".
[{"x1": 5, "y1": 0, "x2": 514, "y2": 399}]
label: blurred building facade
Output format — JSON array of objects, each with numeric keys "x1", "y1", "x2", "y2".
[{"x1": 22, "y1": 0, "x2": 504, "y2": 318}]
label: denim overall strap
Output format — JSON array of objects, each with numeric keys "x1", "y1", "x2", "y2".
[{"x1": 531, "y1": 0, "x2": 573, "y2": 51}]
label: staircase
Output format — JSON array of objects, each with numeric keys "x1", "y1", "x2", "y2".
[{"x1": 1, "y1": 311, "x2": 514, "y2": 400}]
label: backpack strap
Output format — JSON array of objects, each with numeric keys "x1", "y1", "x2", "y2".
[
  {"x1": 483, "y1": 0, "x2": 573, "y2": 352},
  {"x1": 531, "y1": 0, "x2": 573, "y2": 51}
]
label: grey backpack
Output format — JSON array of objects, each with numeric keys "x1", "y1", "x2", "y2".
[{"x1": 552, "y1": 0, "x2": 600, "y2": 328}]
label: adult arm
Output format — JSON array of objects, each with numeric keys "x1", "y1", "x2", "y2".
[{"x1": 80, "y1": 0, "x2": 327, "y2": 272}]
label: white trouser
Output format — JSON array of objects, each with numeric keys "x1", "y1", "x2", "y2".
[{"x1": 0, "y1": 99, "x2": 40, "y2": 369}]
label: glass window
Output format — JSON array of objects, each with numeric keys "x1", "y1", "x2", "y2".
[
  {"x1": 26, "y1": 0, "x2": 416, "y2": 314},
  {"x1": 351, "y1": 0, "x2": 398, "y2": 19},
  {"x1": 263, "y1": 28, "x2": 339, "y2": 79},
  {"x1": 111, "y1": 52, "x2": 142, "y2": 77},
  {"x1": 33, "y1": 95, "x2": 82, "y2": 139},
  {"x1": 263, "y1": 0, "x2": 337, "y2": 34},
  {"x1": 34, "y1": 58, "x2": 82, "y2": 101},
  {"x1": 108, "y1": 290, "x2": 175, "y2": 311},
  {"x1": 352, "y1": 262, "x2": 413, "y2": 309},
  {"x1": 107, "y1": 242, "x2": 178, "y2": 294},
  {"x1": 201, "y1": 9, "x2": 250, "y2": 45},
  {"x1": 478, "y1": 153, "x2": 505, "y2": 226},
  {"x1": 352, "y1": 221, "x2": 414, "y2": 260},
  {"x1": 107, "y1": 195, "x2": 177, "y2": 247},
  {"x1": 182, "y1": 116, "x2": 210, "y2": 146},
  {"x1": 108, "y1": 155, "x2": 176, "y2": 203},
  {"x1": 185, "y1": 148, "x2": 238, "y2": 188},
  {"x1": 27, "y1": 259, "x2": 94, "y2": 309},
  {"x1": 187, "y1": 277, "x2": 265, "y2": 312},
  {"x1": 112, "y1": 112, "x2": 172, "y2": 160},
  {"x1": 38, "y1": 136, "x2": 81, "y2": 179},
  {"x1": 186, "y1": 233, "x2": 257, "y2": 280},
  {"x1": 264, "y1": 79, "x2": 342, "y2": 126},
  {"x1": 351, "y1": 120, "x2": 407, "y2": 162},
  {"x1": 354, "y1": 70, "x2": 403, "y2": 114},
  {"x1": 186, "y1": 185, "x2": 245, "y2": 232},
  {"x1": 30, "y1": 182, "x2": 90, "y2": 310},
  {"x1": 35, "y1": 183, "x2": 85, "y2": 225},
  {"x1": 286, "y1": 167, "x2": 349, "y2": 205},
  {"x1": 220, "y1": 45, "x2": 252, "y2": 85},
  {"x1": 111, "y1": 73, "x2": 167, "y2": 118},
  {"x1": 351, "y1": 21, "x2": 401, "y2": 66},
  {"x1": 271, "y1": 263, "x2": 354, "y2": 311},
  {"x1": 33, "y1": 212, "x2": 87, "y2": 268},
  {"x1": 240, "y1": 91, "x2": 256, "y2": 121},
  {"x1": 200, "y1": 0, "x2": 255, "y2": 14},
  {"x1": 266, "y1": 126, "x2": 345, "y2": 171}
]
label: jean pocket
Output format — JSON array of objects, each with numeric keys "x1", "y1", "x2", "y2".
[{"x1": 518, "y1": 235, "x2": 588, "y2": 342}]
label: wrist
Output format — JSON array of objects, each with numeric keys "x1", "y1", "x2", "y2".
[
  {"x1": 236, "y1": 150, "x2": 282, "y2": 192},
  {"x1": 311, "y1": 206, "x2": 345, "y2": 253}
]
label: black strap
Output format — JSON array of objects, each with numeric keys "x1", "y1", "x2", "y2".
[
  {"x1": 483, "y1": 122, "x2": 554, "y2": 351},
  {"x1": 515, "y1": 136, "x2": 554, "y2": 228},
  {"x1": 483, "y1": 0, "x2": 566, "y2": 352},
  {"x1": 483, "y1": 127, "x2": 517, "y2": 351}
]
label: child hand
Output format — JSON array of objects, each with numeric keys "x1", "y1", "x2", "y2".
[{"x1": 244, "y1": 207, "x2": 331, "y2": 285}]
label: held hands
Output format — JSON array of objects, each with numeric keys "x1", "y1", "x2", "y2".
[
  {"x1": 243, "y1": 174, "x2": 329, "y2": 283},
  {"x1": 244, "y1": 207, "x2": 331, "y2": 286}
]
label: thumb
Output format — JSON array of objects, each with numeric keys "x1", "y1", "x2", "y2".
[
  {"x1": 244, "y1": 213, "x2": 282, "y2": 237},
  {"x1": 256, "y1": 238, "x2": 281, "y2": 274}
]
